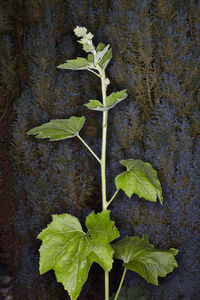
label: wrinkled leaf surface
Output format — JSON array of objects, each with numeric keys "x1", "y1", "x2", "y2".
[
  {"x1": 38, "y1": 211, "x2": 119, "y2": 300},
  {"x1": 115, "y1": 159, "x2": 163, "y2": 204},
  {"x1": 113, "y1": 234, "x2": 178, "y2": 285},
  {"x1": 27, "y1": 116, "x2": 86, "y2": 141}
]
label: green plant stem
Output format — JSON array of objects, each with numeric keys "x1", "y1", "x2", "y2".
[
  {"x1": 106, "y1": 190, "x2": 119, "y2": 208},
  {"x1": 77, "y1": 134, "x2": 101, "y2": 163},
  {"x1": 105, "y1": 270, "x2": 109, "y2": 300},
  {"x1": 101, "y1": 110, "x2": 108, "y2": 211},
  {"x1": 114, "y1": 269, "x2": 127, "y2": 300},
  {"x1": 98, "y1": 65, "x2": 109, "y2": 300}
]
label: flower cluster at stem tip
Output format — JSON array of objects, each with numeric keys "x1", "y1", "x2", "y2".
[{"x1": 74, "y1": 26, "x2": 95, "y2": 53}]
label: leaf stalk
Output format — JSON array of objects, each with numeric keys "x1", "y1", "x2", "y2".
[
  {"x1": 88, "y1": 68, "x2": 100, "y2": 77},
  {"x1": 106, "y1": 190, "x2": 119, "y2": 208},
  {"x1": 77, "y1": 134, "x2": 101, "y2": 163},
  {"x1": 114, "y1": 269, "x2": 127, "y2": 300}
]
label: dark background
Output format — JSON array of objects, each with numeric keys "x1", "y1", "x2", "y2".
[{"x1": 0, "y1": 0, "x2": 199, "y2": 299}]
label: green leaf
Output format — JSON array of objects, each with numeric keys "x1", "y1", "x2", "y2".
[
  {"x1": 57, "y1": 57, "x2": 93, "y2": 70},
  {"x1": 96, "y1": 42, "x2": 106, "y2": 52},
  {"x1": 110, "y1": 286, "x2": 147, "y2": 300},
  {"x1": 115, "y1": 159, "x2": 163, "y2": 204},
  {"x1": 86, "y1": 210, "x2": 120, "y2": 270},
  {"x1": 99, "y1": 48, "x2": 112, "y2": 70},
  {"x1": 84, "y1": 100, "x2": 104, "y2": 111},
  {"x1": 27, "y1": 116, "x2": 86, "y2": 141},
  {"x1": 113, "y1": 235, "x2": 178, "y2": 286},
  {"x1": 87, "y1": 53, "x2": 94, "y2": 63},
  {"x1": 84, "y1": 90, "x2": 127, "y2": 111},
  {"x1": 96, "y1": 44, "x2": 110, "y2": 62},
  {"x1": 105, "y1": 90, "x2": 128, "y2": 108},
  {"x1": 38, "y1": 211, "x2": 119, "y2": 300}
]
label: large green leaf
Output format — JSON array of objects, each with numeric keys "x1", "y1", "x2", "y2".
[
  {"x1": 38, "y1": 211, "x2": 119, "y2": 300},
  {"x1": 27, "y1": 116, "x2": 86, "y2": 141},
  {"x1": 115, "y1": 159, "x2": 163, "y2": 204},
  {"x1": 57, "y1": 57, "x2": 93, "y2": 70},
  {"x1": 113, "y1": 235, "x2": 178, "y2": 285},
  {"x1": 86, "y1": 210, "x2": 120, "y2": 270},
  {"x1": 84, "y1": 90, "x2": 128, "y2": 111}
]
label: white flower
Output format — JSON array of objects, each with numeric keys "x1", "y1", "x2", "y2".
[{"x1": 74, "y1": 26, "x2": 87, "y2": 37}]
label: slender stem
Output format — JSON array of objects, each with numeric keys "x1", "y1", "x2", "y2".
[
  {"x1": 101, "y1": 110, "x2": 108, "y2": 210},
  {"x1": 98, "y1": 67, "x2": 108, "y2": 211},
  {"x1": 97, "y1": 65, "x2": 110, "y2": 300},
  {"x1": 105, "y1": 270, "x2": 109, "y2": 300},
  {"x1": 77, "y1": 134, "x2": 101, "y2": 164},
  {"x1": 102, "y1": 110, "x2": 109, "y2": 300},
  {"x1": 106, "y1": 190, "x2": 119, "y2": 208},
  {"x1": 114, "y1": 269, "x2": 127, "y2": 300}
]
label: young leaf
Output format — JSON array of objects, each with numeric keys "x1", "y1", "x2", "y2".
[
  {"x1": 96, "y1": 42, "x2": 106, "y2": 52},
  {"x1": 87, "y1": 53, "x2": 94, "y2": 63},
  {"x1": 96, "y1": 44, "x2": 110, "y2": 62},
  {"x1": 84, "y1": 90, "x2": 128, "y2": 111},
  {"x1": 84, "y1": 100, "x2": 104, "y2": 111},
  {"x1": 105, "y1": 90, "x2": 128, "y2": 108},
  {"x1": 57, "y1": 57, "x2": 93, "y2": 70},
  {"x1": 27, "y1": 116, "x2": 86, "y2": 141},
  {"x1": 38, "y1": 211, "x2": 119, "y2": 300},
  {"x1": 115, "y1": 159, "x2": 163, "y2": 204},
  {"x1": 99, "y1": 48, "x2": 112, "y2": 70},
  {"x1": 112, "y1": 235, "x2": 178, "y2": 285}
]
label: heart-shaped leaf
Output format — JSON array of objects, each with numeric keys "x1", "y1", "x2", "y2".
[
  {"x1": 112, "y1": 235, "x2": 178, "y2": 285},
  {"x1": 38, "y1": 211, "x2": 119, "y2": 300},
  {"x1": 115, "y1": 159, "x2": 163, "y2": 204},
  {"x1": 57, "y1": 57, "x2": 93, "y2": 70},
  {"x1": 27, "y1": 116, "x2": 86, "y2": 141}
]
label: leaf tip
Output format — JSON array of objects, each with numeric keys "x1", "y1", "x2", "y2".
[{"x1": 170, "y1": 248, "x2": 179, "y2": 257}]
